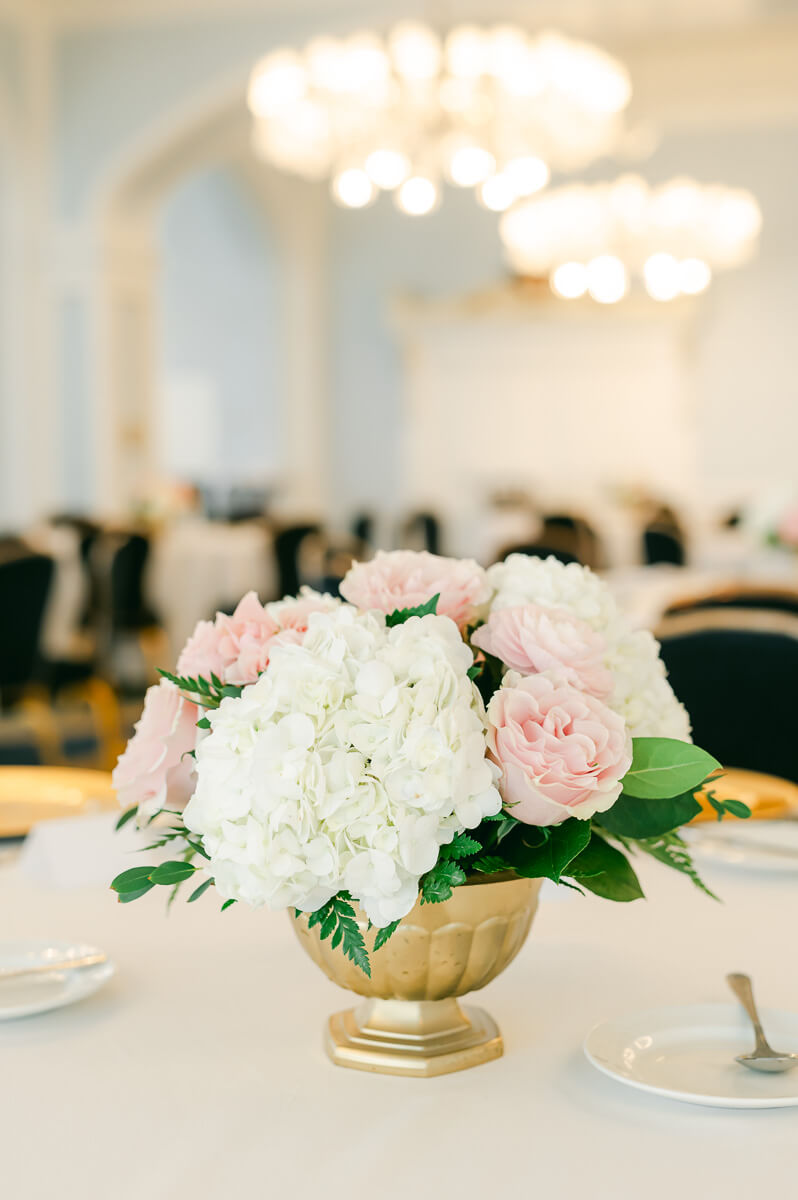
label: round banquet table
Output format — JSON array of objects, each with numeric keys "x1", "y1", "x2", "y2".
[{"x1": 0, "y1": 836, "x2": 795, "y2": 1200}]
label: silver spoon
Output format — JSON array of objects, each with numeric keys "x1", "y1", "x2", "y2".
[{"x1": 727, "y1": 972, "x2": 798, "y2": 1073}]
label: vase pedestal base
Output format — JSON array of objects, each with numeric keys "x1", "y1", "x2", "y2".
[{"x1": 325, "y1": 996, "x2": 502, "y2": 1077}]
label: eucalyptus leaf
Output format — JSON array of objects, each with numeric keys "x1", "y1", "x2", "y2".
[
  {"x1": 187, "y1": 878, "x2": 214, "y2": 903},
  {"x1": 114, "y1": 805, "x2": 138, "y2": 832},
  {"x1": 117, "y1": 882, "x2": 155, "y2": 904},
  {"x1": 149, "y1": 860, "x2": 198, "y2": 886},
  {"x1": 111, "y1": 865, "x2": 156, "y2": 894},
  {"x1": 623, "y1": 738, "x2": 721, "y2": 800}
]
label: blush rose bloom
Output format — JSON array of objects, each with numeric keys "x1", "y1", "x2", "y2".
[
  {"x1": 177, "y1": 589, "x2": 337, "y2": 686},
  {"x1": 340, "y1": 550, "x2": 491, "y2": 627},
  {"x1": 487, "y1": 672, "x2": 632, "y2": 826},
  {"x1": 112, "y1": 679, "x2": 199, "y2": 820},
  {"x1": 472, "y1": 604, "x2": 613, "y2": 699},
  {"x1": 778, "y1": 505, "x2": 798, "y2": 548}
]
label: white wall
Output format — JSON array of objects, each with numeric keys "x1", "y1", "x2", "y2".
[{"x1": 157, "y1": 165, "x2": 282, "y2": 487}]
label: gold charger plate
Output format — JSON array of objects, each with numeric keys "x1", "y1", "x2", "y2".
[
  {"x1": 0, "y1": 767, "x2": 117, "y2": 838},
  {"x1": 693, "y1": 768, "x2": 798, "y2": 823}
]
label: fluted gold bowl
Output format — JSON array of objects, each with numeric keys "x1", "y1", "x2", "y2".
[{"x1": 291, "y1": 874, "x2": 541, "y2": 1077}]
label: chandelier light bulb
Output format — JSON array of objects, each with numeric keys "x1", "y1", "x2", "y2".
[
  {"x1": 249, "y1": 25, "x2": 633, "y2": 218},
  {"x1": 586, "y1": 255, "x2": 627, "y2": 304},
  {"x1": 332, "y1": 168, "x2": 376, "y2": 208},
  {"x1": 504, "y1": 156, "x2": 549, "y2": 196},
  {"x1": 643, "y1": 252, "x2": 681, "y2": 301},
  {"x1": 448, "y1": 145, "x2": 496, "y2": 187},
  {"x1": 678, "y1": 257, "x2": 712, "y2": 295},
  {"x1": 396, "y1": 175, "x2": 438, "y2": 215},
  {"x1": 551, "y1": 262, "x2": 588, "y2": 299},
  {"x1": 365, "y1": 148, "x2": 411, "y2": 190},
  {"x1": 444, "y1": 25, "x2": 487, "y2": 79},
  {"x1": 500, "y1": 176, "x2": 761, "y2": 297},
  {"x1": 388, "y1": 21, "x2": 441, "y2": 82},
  {"x1": 479, "y1": 173, "x2": 517, "y2": 212},
  {"x1": 248, "y1": 50, "x2": 306, "y2": 117}
]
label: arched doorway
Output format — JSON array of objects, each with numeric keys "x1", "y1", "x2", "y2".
[{"x1": 91, "y1": 78, "x2": 329, "y2": 521}]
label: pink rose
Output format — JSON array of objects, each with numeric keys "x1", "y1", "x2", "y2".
[
  {"x1": 778, "y1": 505, "x2": 798, "y2": 548},
  {"x1": 177, "y1": 592, "x2": 280, "y2": 685},
  {"x1": 340, "y1": 550, "x2": 490, "y2": 627},
  {"x1": 487, "y1": 673, "x2": 632, "y2": 826},
  {"x1": 176, "y1": 589, "x2": 337, "y2": 685},
  {"x1": 472, "y1": 604, "x2": 613, "y2": 699},
  {"x1": 112, "y1": 680, "x2": 199, "y2": 820}
]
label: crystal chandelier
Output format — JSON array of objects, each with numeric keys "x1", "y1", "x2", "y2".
[
  {"x1": 499, "y1": 175, "x2": 762, "y2": 303},
  {"x1": 247, "y1": 23, "x2": 631, "y2": 216}
]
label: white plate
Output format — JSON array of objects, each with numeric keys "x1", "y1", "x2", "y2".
[
  {"x1": 584, "y1": 1003, "x2": 798, "y2": 1108},
  {"x1": 0, "y1": 941, "x2": 115, "y2": 1021},
  {"x1": 683, "y1": 821, "x2": 798, "y2": 874}
]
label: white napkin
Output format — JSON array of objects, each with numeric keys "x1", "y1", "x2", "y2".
[{"x1": 16, "y1": 812, "x2": 150, "y2": 889}]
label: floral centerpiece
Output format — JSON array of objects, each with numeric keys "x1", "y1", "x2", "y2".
[{"x1": 111, "y1": 552, "x2": 745, "y2": 1075}]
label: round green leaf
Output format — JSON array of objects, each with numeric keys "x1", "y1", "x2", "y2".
[{"x1": 623, "y1": 739, "x2": 721, "y2": 800}]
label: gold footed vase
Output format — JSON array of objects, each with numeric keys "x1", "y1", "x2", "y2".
[{"x1": 291, "y1": 875, "x2": 541, "y2": 1077}]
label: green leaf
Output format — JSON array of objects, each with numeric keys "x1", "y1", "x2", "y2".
[
  {"x1": 493, "y1": 815, "x2": 519, "y2": 843},
  {"x1": 568, "y1": 834, "x2": 644, "y2": 902},
  {"x1": 597, "y1": 789, "x2": 702, "y2": 839},
  {"x1": 721, "y1": 798, "x2": 752, "y2": 819},
  {"x1": 623, "y1": 738, "x2": 721, "y2": 800},
  {"x1": 149, "y1": 860, "x2": 198, "y2": 886},
  {"x1": 467, "y1": 664, "x2": 481, "y2": 680},
  {"x1": 439, "y1": 833, "x2": 482, "y2": 861},
  {"x1": 704, "y1": 790, "x2": 752, "y2": 822},
  {"x1": 420, "y1": 860, "x2": 467, "y2": 904},
  {"x1": 117, "y1": 883, "x2": 155, "y2": 904},
  {"x1": 385, "y1": 593, "x2": 440, "y2": 627},
  {"x1": 373, "y1": 920, "x2": 400, "y2": 952},
  {"x1": 635, "y1": 831, "x2": 718, "y2": 900},
  {"x1": 111, "y1": 865, "x2": 157, "y2": 894},
  {"x1": 470, "y1": 854, "x2": 512, "y2": 875},
  {"x1": 196, "y1": 717, "x2": 211, "y2": 730},
  {"x1": 309, "y1": 893, "x2": 371, "y2": 976},
  {"x1": 187, "y1": 878, "x2": 214, "y2": 903},
  {"x1": 115, "y1": 805, "x2": 138, "y2": 831},
  {"x1": 221, "y1": 898, "x2": 237, "y2": 911},
  {"x1": 500, "y1": 818, "x2": 591, "y2": 882},
  {"x1": 184, "y1": 837, "x2": 211, "y2": 861}
]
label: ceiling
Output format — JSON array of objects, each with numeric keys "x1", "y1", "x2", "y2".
[{"x1": 7, "y1": 0, "x2": 798, "y2": 37}]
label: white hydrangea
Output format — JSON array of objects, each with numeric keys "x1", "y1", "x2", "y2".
[
  {"x1": 606, "y1": 629, "x2": 691, "y2": 741},
  {"x1": 487, "y1": 554, "x2": 622, "y2": 634},
  {"x1": 184, "y1": 606, "x2": 501, "y2": 926},
  {"x1": 486, "y1": 554, "x2": 691, "y2": 740}
]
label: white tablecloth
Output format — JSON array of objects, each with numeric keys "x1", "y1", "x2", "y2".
[{"x1": 1, "y1": 826, "x2": 795, "y2": 1200}]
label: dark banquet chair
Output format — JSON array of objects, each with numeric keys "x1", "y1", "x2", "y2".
[
  {"x1": 643, "y1": 525, "x2": 686, "y2": 567},
  {"x1": 496, "y1": 542, "x2": 580, "y2": 567},
  {"x1": 539, "y1": 513, "x2": 602, "y2": 569},
  {"x1": 0, "y1": 552, "x2": 54, "y2": 704},
  {"x1": 400, "y1": 512, "x2": 442, "y2": 556},
  {"x1": 273, "y1": 523, "x2": 322, "y2": 597},
  {"x1": 664, "y1": 584, "x2": 798, "y2": 619},
  {"x1": 656, "y1": 609, "x2": 798, "y2": 784}
]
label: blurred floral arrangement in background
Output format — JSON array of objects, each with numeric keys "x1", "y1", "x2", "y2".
[{"x1": 112, "y1": 552, "x2": 745, "y2": 974}]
